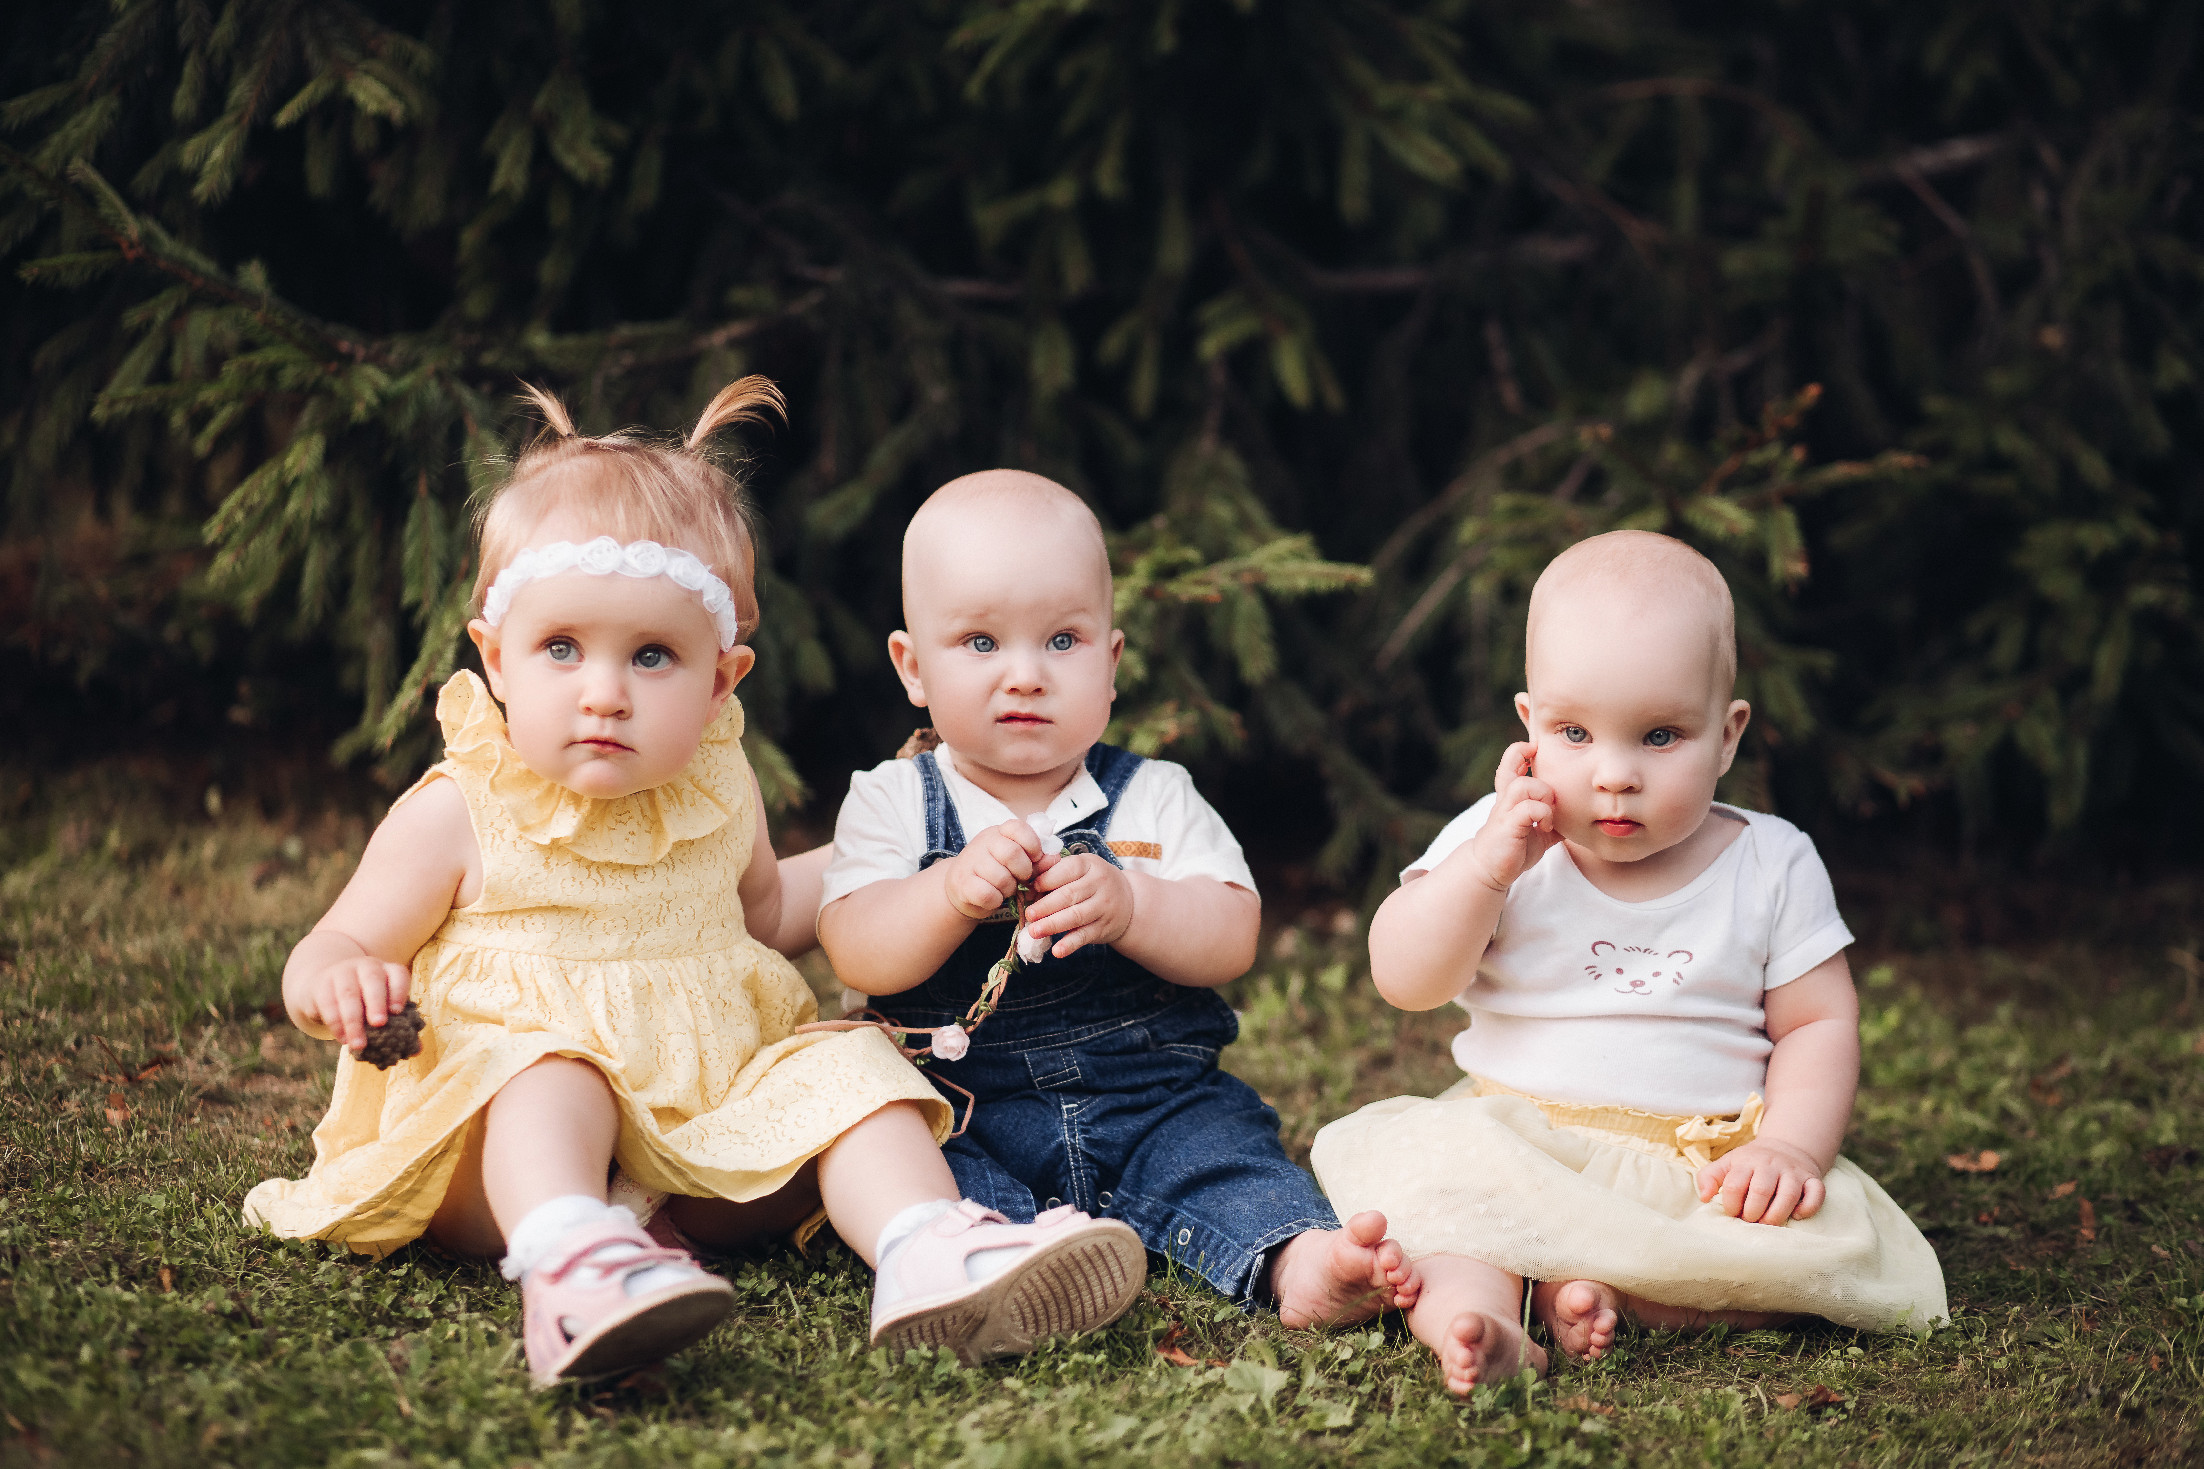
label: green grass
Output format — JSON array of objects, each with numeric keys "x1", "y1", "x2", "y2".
[{"x1": 4, "y1": 773, "x2": 2202, "y2": 1466}]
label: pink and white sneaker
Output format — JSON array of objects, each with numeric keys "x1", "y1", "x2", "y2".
[
  {"x1": 870, "y1": 1202, "x2": 1146, "y2": 1366},
  {"x1": 520, "y1": 1216, "x2": 735, "y2": 1387}
]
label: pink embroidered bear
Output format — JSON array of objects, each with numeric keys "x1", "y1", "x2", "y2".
[{"x1": 1584, "y1": 941, "x2": 1693, "y2": 996}]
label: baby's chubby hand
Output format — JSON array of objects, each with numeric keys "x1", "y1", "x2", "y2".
[
  {"x1": 1023, "y1": 850, "x2": 1134, "y2": 959},
  {"x1": 1696, "y1": 1137, "x2": 1827, "y2": 1226},
  {"x1": 1463, "y1": 741, "x2": 1562, "y2": 891},
  {"x1": 302, "y1": 956, "x2": 411, "y2": 1052},
  {"x1": 939, "y1": 818, "x2": 1050, "y2": 921}
]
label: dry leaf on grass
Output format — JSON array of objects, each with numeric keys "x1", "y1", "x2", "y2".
[
  {"x1": 2048, "y1": 1180, "x2": 2077, "y2": 1199},
  {"x1": 1947, "y1": 1150, "x2": 2001, "y2": 1173},
  {"x1": 157, "y1": 1265, "x2": 172, "y2": 1292},
  {"x1": 1774, "y1": 1392, "x2": 1802, "y2": 1410},
  {"x1": 2077, "y1": 1198, "x2": 2098, "y2": 1244},
  {"x1": 103, "y1": 1090, "x2": 128, "y2": 1126},
  {"x1": 1804, "y1": 1385, "x2": 1848, "y2": 1413},
  {"x1": 1556, "y1": 1395, "x2": 1615, "y2": 1415},
  {"x1": 1154, "y1": 1325, "x2": 1228, "y2": 1369}
]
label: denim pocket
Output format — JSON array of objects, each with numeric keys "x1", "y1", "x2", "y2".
[{"x1": 1025, "y1": 1048, "x2": 1082, "y2": 1090}]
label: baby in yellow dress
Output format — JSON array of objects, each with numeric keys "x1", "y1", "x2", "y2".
[
  {"x1": 246, "y1": 379, "x2": 1145, "y2": 1386},
  {"x1": 1314, "y1": 530, "x2": 1946, "y2": 1394}
]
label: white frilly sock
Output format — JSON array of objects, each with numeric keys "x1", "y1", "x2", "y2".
[{"x1": 499, "y1": 1194, "x2": 692, "y2": 1296}]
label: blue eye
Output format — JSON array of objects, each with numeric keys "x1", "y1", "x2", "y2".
[
  {"x1": 1048, "y1": 631, "x2": 1076, "y2": 652},
  {"x1": 1646, "y1": 729, "x2": 1677, "y2": 748},
  {"x1": 968, "y1": 634, "x2": 997, "y2": 654},
  {"x1": 634, "y1": 645, "x2": 672, "y2": 671},
  {"x1": 1562, "y1": 726, "x2": 1589, "y2": 744},
  {"x1": 545, "y1": 638, "x2": 580, "y2": 664}
]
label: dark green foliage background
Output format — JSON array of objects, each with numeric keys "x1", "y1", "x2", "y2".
[{"x1": 4, "y1": 0, "x2": 2201, "y2": 878}]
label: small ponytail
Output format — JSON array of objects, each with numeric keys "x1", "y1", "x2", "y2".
[
  {"x1": 516, "y1": 381, "x2": 578, "y2": 439},
  {"x1": 687, "y1": 375, "x2": 787, "y2": 450}
]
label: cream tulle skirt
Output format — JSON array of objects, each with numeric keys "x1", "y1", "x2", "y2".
[{"x1": 1311, "y1": 1080, "x2": 1947, "y2": 1332}]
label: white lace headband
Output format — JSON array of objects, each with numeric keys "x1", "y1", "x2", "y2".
[{"x1": 481, "y1": 537, "x2": 741, "y2": 649}]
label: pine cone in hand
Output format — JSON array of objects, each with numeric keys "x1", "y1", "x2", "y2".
[{"x1": 357, "y1": 1002, "x2": 424, "y2": 1070}]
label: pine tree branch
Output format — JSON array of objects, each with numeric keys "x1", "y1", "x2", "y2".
[{"x1": 1, "y1": 145, "x2": 377, "y2": 363}]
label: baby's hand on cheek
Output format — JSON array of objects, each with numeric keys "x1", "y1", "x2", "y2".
[
  {"x1": 1024, "y1": 854, "x2": 1134, "y2": 958},
  {"x1": 940, "y1": 820, "x2": 1044, "y2": 921},
  {"x1": 1465, "y1": 740, "x2": 1561, "y2": 890},
  {"x1": 1696, "y1": 1138, "x2": 1827, "y2": 1226}
]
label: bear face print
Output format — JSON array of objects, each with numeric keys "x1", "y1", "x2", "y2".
[{"x1": 1583, "y1": 941, "x2": 1694, "y2": 996}]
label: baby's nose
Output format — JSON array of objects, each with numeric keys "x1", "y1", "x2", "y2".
[{"x1": 579, "y1": 674, "x2": 631, "y2": 717}]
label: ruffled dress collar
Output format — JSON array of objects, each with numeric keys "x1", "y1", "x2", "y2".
[{"x1": 434, "y1": 670, "x2": 745, "y2": 865}]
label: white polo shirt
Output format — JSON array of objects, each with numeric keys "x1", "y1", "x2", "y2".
[
  {"x1": 1407, "y1": 796, "x2": 1854, "y2": 1116},
  {"x1": 820, "y1": 744, "x2": 1257, "y2": 911}
]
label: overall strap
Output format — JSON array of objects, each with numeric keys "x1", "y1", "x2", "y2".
[
  {"x1": 914, "y1": 750, "x2": 966, "y2": 870},
  {"x1": 1083, "y1": 742, "x2": 1146, "y2": 829},
  {"x1": 1059, "y1": 743, "x2": 1146, "y2": 867}
]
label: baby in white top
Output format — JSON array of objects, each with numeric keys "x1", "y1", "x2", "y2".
[
  {"x1": 1413, "y1": 792, "x2": 1853, "y2": 1118},
  {"x1": 1312, "y1": 529, "x2": 1945, "y2": 1395}
]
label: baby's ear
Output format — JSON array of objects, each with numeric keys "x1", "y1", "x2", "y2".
[
  {"x1": 468, "y1": 619, "x2": 506, "y2": 700},
  {"x1": 713, "y1": 645, "x2": 756, "y2": 705},
  {"x1": 886, "y1": 630, "x2": 928, "y2": 708}
]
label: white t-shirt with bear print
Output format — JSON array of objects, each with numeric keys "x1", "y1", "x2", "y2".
[{"x1": 1405, "y1": 796, "x2": 1854, "y2": 1117}]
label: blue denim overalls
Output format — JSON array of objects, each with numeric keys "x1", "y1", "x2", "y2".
[{"x1": 884, "y1": 745, "x2": 1338, "y2": 1302}]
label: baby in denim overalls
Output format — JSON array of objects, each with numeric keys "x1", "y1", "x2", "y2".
[{"x1": 818, "y1": 470, "x2": 1418, "y2": 1325}]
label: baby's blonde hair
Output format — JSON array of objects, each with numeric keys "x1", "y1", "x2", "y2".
[{"x1": 473, "y1": 377, "x2": 786, "y2": 639}]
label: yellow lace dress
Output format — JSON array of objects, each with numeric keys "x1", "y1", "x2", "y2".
[{"x1": 244, "y1": 671, "x2": 950, "y2": 1258}]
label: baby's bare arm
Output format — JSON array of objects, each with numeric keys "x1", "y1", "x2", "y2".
[
  {"x1": 761, "y1": 842, "x2": 832, "y2": 958},
  {"x1": 1756, "y1": 953, "x2": 1860, "y2": 1169},
  {"x1": 1369, "y1": 860, "x2": 1506, "y2": 1011},
  {"x1": 1110, "y1": 873, "x2": 1258, "y2": 988},
  {"x1": 816, "y1": 871, "x2": 983, "y2": 996},
  {"x1": 1696, "y1": 953, "x2": 1860, "y2": 1224},
  {"x1": 818, "y1": 820, "x2": 1046, "y2": 996},
  {"x1": 1371, "y1": 741, "x2": 1556, "y2": 1012},
  {"x1": 735, "y1": 772, "x2": 833, "y2": 959},
  {"x1": 282, "y1": 778, "x2": 474, "y2": 1047}
]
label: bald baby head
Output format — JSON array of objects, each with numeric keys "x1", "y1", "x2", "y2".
[
  {"x1": 902, "y1": 469, "x2": 1111, "y2": 625},
  {"x1": 1526, "y1": 530, "x2": 1736, "y2": 695}
]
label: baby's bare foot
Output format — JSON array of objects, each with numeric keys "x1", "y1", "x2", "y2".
[
  {"x1": 1438, "y1": 1309, "x2": 1547, "y2": 1395},
  {"x1": 1532, "y1": 1279, "x2": 1621, "y2": 1360},
  {"x1": 1273, "y1": 1211, "x2": 1416, "y2": 1328}
]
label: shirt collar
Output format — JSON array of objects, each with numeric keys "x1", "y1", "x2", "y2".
[{"x1": 935, "y1": 745, "x2": 1107, "y2": 836}]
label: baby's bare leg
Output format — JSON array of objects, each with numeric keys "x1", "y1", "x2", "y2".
[
  {"x1": 1269, "y1": 1211, "x2": 1418, "y2": 1328},
  {"x1": 1531, "y1": 1278, "x2": 1796, "y2": 1354},
  {"x1": 663, "y1": 1159, "x2": 824, "y2": 1250},
  {"x1": 424, "y1": 1056, "x2": 620, "y2": 1257},
  {"x1": 814, "y1": 1100, "x2": 960, "y2": 1266},
  {"x1": 1616, "y1": 1294, "x2": 1798, "y2": 1331},
  {"x1": 1405, "y1": 1254, "x2": 1547, "y2": 1395}
]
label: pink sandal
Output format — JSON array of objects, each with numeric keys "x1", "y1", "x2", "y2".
[
  {"x1": 521, "y1": 1217, "x2": 735, "y2": 1387},
  {"x1": 870, "y1": 1202, "x2": 1146, "y2": 1366}
]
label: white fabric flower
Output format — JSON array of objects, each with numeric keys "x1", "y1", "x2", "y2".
[
  {"x1": 1025, "y1": 817, "x2": 1065, "y2": 857},
  {"x1": 576, "y1": 535, "x2": 623, "y2": 574},
  {"x1": 931, "y1": 1023, "x2": 970, "y2": 1061},
  {"x1": 1015, "y1": 925, "x2": 1051, "y2": 965}
]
